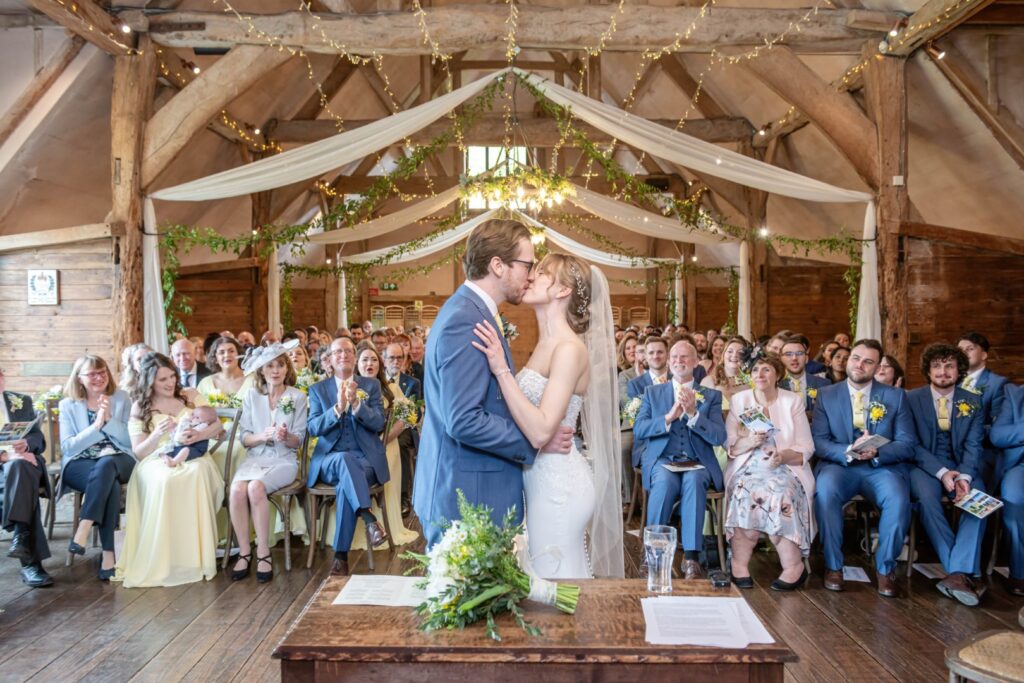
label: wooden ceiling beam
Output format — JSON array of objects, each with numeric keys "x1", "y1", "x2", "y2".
[
  {"x1": 141, "y1": 6, "x2": 898, "y2": 55},
  {"x1": 330, "y1": 174, "x2": 689, "y2": 194},
  {"x1": 0, "y1": 36, "x2": 85, "y2": 149},
  {"x1": 900, "y1": 221, "x2": 1024, "y2": 256},
  {"x1": 886, "y1": 0, "x2": 998, "y2": 56},
  {"x1": 28, "y1": 0, "x2": 130, "y2": 55}
]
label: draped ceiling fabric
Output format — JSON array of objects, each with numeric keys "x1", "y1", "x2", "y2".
[
  {"x1": 143, "y1": 67, "x2": 881, "y2": 348},
  {"x1": 308, "y1": 185, "x2": 463, "y2": 244}
]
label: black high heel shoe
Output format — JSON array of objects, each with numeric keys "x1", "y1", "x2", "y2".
[
  {"x1": 231, "y1": 547, "x2": 253, "y2": 581},
  {"x1": 256, "y1": 555, "x2": 273, "y2": 583},
  {"x1": 732, "y1": 575, "x2": 754, "y2": 589},
  {"x1": 68, "y1": 540, "x2": 87, "y2": 556},
  {"x1": 770, "y1": 568, "x2": 809, "y2": 592}
]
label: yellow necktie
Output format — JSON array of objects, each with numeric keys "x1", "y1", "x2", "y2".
[
  {"x1": 961, "y1": 376, "x2": 975, "y2": 391},
  {"x1": 938, "y1": 396, "x2": 950, "y2": 432},
  {"x1": 852, "y1": 391, "x2": 866, "y2": 431},
  {"x1": 654, "y1": 375, "x2": 668, "y2": 385},
  {"x1": 494, "y1": 312, "x2": 503, "y2": 332},
  {"x1": 791, "y1": 377, "x2": 801, "y2": 393}
]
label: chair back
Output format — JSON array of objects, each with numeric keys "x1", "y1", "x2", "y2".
[
  {"x1": 44, "y1": 398, "x2": 61, "y2": 465},
  {"x1": 211, "y1": 407, "x2": 243, "y2": 490},
  {"x1": 381, "y1": 405, "x2": 394, "y2": 444},
  {"x1": 297, "y1": 432, "x2": 311, "y2": 484}
]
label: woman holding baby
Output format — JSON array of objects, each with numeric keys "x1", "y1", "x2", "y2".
[{"x1": 115, "y1": 352, "x2": 225, "y2": 588}]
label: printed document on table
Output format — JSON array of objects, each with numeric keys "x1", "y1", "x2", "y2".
[
  {"x1": 641, "y1": 597, "x2": 773, "y2": 648},
  {"x1": 332, "y1": 575, "x2": 427, "y2": 607}
]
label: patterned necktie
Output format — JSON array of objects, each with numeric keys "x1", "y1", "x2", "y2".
[
  {"x1": 790, "y1": 377, "x2": 802, "y2": 393},
  {"x1": 961, "y1": 376, "x2": 975, "y2": 391},
  {"x1": 938, "y1": 396, "x2": 951, "y2": 432},
  {"x1": 852, "y1": 391, "x2": 866, "y2": 431},
  {"x1": 494, "y1": 312, "x2": 503, "y2": 333},
  {"x1": 654, "y1": 375, "x2": 668, "y2": 385}
]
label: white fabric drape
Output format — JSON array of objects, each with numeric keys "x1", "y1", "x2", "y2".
[
  {"x1": 142, "y1": 198, "x2": 169, "y2": 353},
  {"x1": 268, "y1": 247, "x2": 281, "y2": 335},
  {"x1": 308, "y1": 185, "x2": 463, "y2": 244},
  {"x1": 738, "y1": 240, "x2": 751, "y2": 340},
  {"x1": 514, "y1": 211, "x2": 677, "y2": 270},
  {"x1": 337, "y1": 253, "x2": 349, "y2": 329},
  {"x1": 345, "y1": 209, "x2": 499, "y2": 264},
  {"x1": 151, "y1": 70, "x2": 510, "y2": 202},
  {"x1": 855, "y1": 202, "x2": 879, "y2": 341}
]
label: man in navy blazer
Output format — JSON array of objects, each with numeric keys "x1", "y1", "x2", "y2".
[
  {"x1": 907, "y1": 344, "x2": 987, "y2": 606},
  {"x1": 633, "y1": 339, "x2": 726, "y2": 580},
  {"x1": 957, "y1": 332, "x2": 1008, "y2": 486},
  {"x1": 627, "y1": 336, "x2": 670, "y2": 469},
  {"x1": 779, "y1": 336, "x2": 831, "y2": 414},
  {"x1": 413, "y1": 220, "x2": 572, "y2": 547},
  {"x1": 811, "y1": 339, "x2": 916, "y2": 597},
  {"x1": 307, "y1": 337, "x2": 389, "y2": 576},
  {"x1": 991, "y1": 383, "x2": 1024, "y2": 595},
  {"x1": 0, "y1": 373, "x2": 51, "y2": 588}
]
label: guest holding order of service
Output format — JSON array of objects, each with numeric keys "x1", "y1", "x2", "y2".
[
  {"x1": 58, "y1": 355, "x2": 136, "y2": 580},
  {"x1": 115, "y1": 353, "x2": 225, "y2": 588},
  {"x1": 229, "y1": 341, "x2": 308, "y2": 583},
  {"x1": 725, "y1": 350, "x2": 815, "y2": 592}
]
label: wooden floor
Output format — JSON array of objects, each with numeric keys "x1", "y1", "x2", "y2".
[{"x1": 0, "y1": 512, "x2": 1021, "y2": 682}]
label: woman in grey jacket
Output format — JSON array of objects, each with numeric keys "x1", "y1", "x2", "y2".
[{"x1": 58, "y1": 355, "x2": 135, "y2": 580}]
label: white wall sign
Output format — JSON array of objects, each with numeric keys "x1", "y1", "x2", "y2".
[{"x1": 27, "y1": 270, "x2": 59, "y2": 305}]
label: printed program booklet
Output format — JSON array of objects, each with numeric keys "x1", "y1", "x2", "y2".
[
  {"x1": 955, "y1": 488, "x2": 1003, "y2": 519},
  {"x1": 0, "y1": 414, "x2": 41, "y2": 445}
]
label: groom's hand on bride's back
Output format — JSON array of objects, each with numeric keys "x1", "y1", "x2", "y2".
[{"x1": 541, "y1": 425, "x2": 574, "y2": 454}]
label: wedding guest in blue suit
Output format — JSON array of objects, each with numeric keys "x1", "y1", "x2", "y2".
[
  {"x1": 906, "y1": 343, "x2": 987, "y2": 606},
  {"x1": 413, "y1": 219, "x2": 572, "y2": 547},
  {"x1": 307, "y1": 336, "x2": 389, "y2": 576},
  {"x1": 779, "y1": 336, "x2": 830, "y2": 414},
  {"x1": 957, "y1": 332, "x2": 1008, "y2": 486},
  {"x1": 59, "y1": 355, "x2": 135, "y2": 581},
  {"x1": 811, "y1": 339, "x2": 916, "y2": 597},
  {"x1": 633, "y1": 339, "x2": 726, "y2": 580},
  {"x1": 627, "y1": 336, "x2": 670, "y2": 469},
  {"x1": 990, "y1": 382, "x2": 1024, "y2": 596}
]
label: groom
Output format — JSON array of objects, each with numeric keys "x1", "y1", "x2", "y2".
[{"x1": 414, "y1": 219, "x2": 573, "y2": 546}]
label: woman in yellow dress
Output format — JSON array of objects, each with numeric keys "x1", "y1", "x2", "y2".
[
  {"x1": 116, "y1": 353, "x2": 224, "y2": 588},
  {"x1": 196, "y1": 336, "x2": 254, "y2": 477}
]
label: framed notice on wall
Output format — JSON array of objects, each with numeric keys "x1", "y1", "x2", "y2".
[{"x1": 27, "y1": 270, "x2": 59, "y2": 305}]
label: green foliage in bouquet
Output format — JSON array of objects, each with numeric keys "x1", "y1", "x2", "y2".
[{"x1": 402, "y1": 491, "x2": 579, "y2": 642}]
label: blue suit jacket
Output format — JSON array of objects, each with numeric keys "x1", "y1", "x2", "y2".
[
  {"x1": 306, "y1": 375, "x2": 388, "y2": 488},
  {"x1": 394, "y1": 372, "x2": 423, "y2": 404},
  {"x1": 413, "y1": 285, "x2": 535, "y2": 532},
  {"x1": 0, "y1": 392, "x2": 48, "y2": 502},
  {"x1": 806, "y1": 359, "x2": 826, "y2": 375},
  {"x1": 781, "y1": 372, "x2": 831, "y2": 412},
  {"x1": 58, "y1": 390, "x2": 133, "y2": 497},
  {"x1": 627, "y1": 372, "x2": 659, "y2": 467},
  {"x1": 991, "y1": 383, "x2": 1024, "y2": 474},
  {"x1": 633, "y1": 382, "x2": 726, "y2": 491},
  {"x1": 906, "y1": 386, "x2": 984, "y2": 480},
  {"x1": 811, "y1": 380, "x2": 916, "y2": 468}
]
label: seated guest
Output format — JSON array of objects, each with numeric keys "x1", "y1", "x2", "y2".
[
  {"x1": 171, "y1": 338, "x2": 210, "y2": 394},
  {"x1": 811, "y1": 339, "x2": 916, "y2": 597},
  {"x1": 907, "y1": 343, "x2": 986, "y2": 606},
  {"x1": 779, "y1": 337, "x2": 830, "y2": 413},
  {"x1": 293, "y1": 329, "x2": 308, "y2": 346},
  {"x1": 874, "y1": 354, "x2": 906, "y2": 388},
  {"x1": 307, "y1": 337, "x2": 389, "y2": 577},
  {"x1": 765, "y1": 332, "x2": 789, "y2": 355},
  {"x1": 824, "y1": 346, "x2": 850, "y2": 384},
  {"x1": 700, "y1": 334, "x2": 724, "y2": 378},
  {"x1": 383, "y1": 342, "x2": 422, "y2": 515},
  {"x1": 317, "y1": 345, "x2": 335, "y2": 378},
  {"x1": 707, "y1": 329, "x2": 719, "y2": 345},
  {"x1": 196, "y1": 336, "x2": 253, "y2": 478},
  {"x1": 617, "y1": 333, "x2": 642, "y2": 411},
  {"x1": 288, "y1": 343, "x2": 311, "y2": 372},
  {"x1": 0, "y1": 367, "x2": 51, "y2": 587},
  {"x1": 692, "y1": 332, "x2": 709, "y2": 359},
  {"x1": 117, "y1": 354, "x2": 224, "y2": 587},
  {"x1": 627, "y1": 336, "x2": 670, "y2": 471},
  {"x1": 633, "y1": 340, "x2": 726, "y2": 579},
  {"x1": 725, "y1": 351, "x2": 815, "y2": 591},
  {"x1": 190, "y1": 336, "x2": 207, "y2": 366},
  {"x1": 349, "y1": 324, "x2": 365, "y2": 343},
  {"x1": 237, "y1": 331, "x2": 257, "y2": 348},
  {"x1": 814, "y1": 340, "x2": 840, "y2": 376},
  {"x1": 370, "y1": 330, "x2": 389, "y2": 348},
  {"x1": 957, "y1": 331, "x2": 1008, "y2": 486},
  {"x1": 334, "y1": 327, "x2": 351, "y2": 339},
  {"x1": 59, "y1": 356, "x2": 135, "y2": 580},
  {"x1": 617, "y1": 332, "x2": 638, "y2": 373},
  {"x1": 259, "y1": 331, "x2": 279, "y2": 346},
  {"x1": 991, "y1": 382, "x2": 1024, "y2": 595},
  {"x1": 700, "y1": 335, "x2": 750, "y2": 411},
  {"x1": 834, "y1": 332, "x2": 852, "y2": 349},
  {"x1": 408, "y1": 335, "x2": 425, "y2": 384},
  {"x1": 118, "y1": 342, "x2": 152, "y2": 397},
  {"x1": 230, "y1": 342, "x2": 308, "y2": 583}
]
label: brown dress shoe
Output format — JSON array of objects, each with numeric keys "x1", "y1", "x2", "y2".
[
  {"x1": 683, "y1": 560, "x2": 704, "y2": 580},
  {"x1": 330, "y1": 558, "x2": 349, "y2": 576},
  {"x1": 823, "y1": 569, "x2": 844, "y2": 592},
  {"x1": 1008, "y1": 576, "x2": 1024, "y2": 596},
  {"x1": 876, "y1": 571, "x2": 899, "y2": 598},
  {"x1": 367, "y1": 521, "x2": 388, "y2": 548},
  {"x1": 937, "y1": 573, "x2": 984, "y2": 607}
]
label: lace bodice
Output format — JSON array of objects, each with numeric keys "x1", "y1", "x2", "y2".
[{"x1": 516, "y1": 368, "x2": 584, "y2": 427}]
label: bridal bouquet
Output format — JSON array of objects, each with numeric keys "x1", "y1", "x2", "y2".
[
  {"x1": 392, "y1": 396, "x2": 421, "y2": 427},
  {"x1": 294, "y1": 369, "x2": 323, "y2": 394},
  {"x1": 403, "y1": 491, "x2": 579, "y2": 641},
  {"x1": 620, "y1": 396, "x2": 642, "y2": 427}
]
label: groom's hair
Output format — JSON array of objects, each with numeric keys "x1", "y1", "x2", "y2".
[{"x1": 463, "y1": 219, "x2": 531, "y2": 280}]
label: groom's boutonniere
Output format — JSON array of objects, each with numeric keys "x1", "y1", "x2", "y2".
[
  {"x1": 278, "y1": 395, "x2": 296, "y2": 415},
  {"x1": 868, "y1": 399, "x2": 887, "y2": 426},
  {"x1": 7, "y1": 393, "x2": 23, "y2": 411},
  {"x1": 502, "y1": 319, "x2": 519, "y2": 342}
]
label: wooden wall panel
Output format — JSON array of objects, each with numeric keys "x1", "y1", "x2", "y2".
[
  {"x1": 767, "y1": 263, "x2": 851, "y2": 349},
  {"x1": 694, "y1": 287, "x2": 730, "y2": 334},
  {"x1": 905, "y1": 239, "x2": 1024, "y2": 387},
  {"x1": 289, "y1": 288, "x2": 326, "y2": 329},
  {"x1": 0, "y1": 238, "x2": 114, "y2": 393},
  {"x1": 177, "y1": 267, "x2": 256, "y2": 338}
]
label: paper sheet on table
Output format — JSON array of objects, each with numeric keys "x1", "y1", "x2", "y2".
[
  {"x1": 332, "y1": 575, "x2": 428, "y2": 607},
  {"x1": 913, "y1": 563, "x2": 947, "y2": 579},
  {"x1": 843, "y1": 566, "x2": 871, "y2": 582},
  {"x1": 641, "y1": 596, "x2": 773, "y2": 648}
]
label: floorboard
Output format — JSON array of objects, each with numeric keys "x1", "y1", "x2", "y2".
[{"x1": 0, "y1": 510, "x2": 1018, "y2": 682}]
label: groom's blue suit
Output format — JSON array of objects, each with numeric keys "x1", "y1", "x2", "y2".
[{"x1": 413, "y1": 284, "x2": 535, "y2": 546}]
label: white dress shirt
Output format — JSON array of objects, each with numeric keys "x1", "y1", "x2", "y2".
[{"x1": 665, "y1": 378, "x2": 700, "y2": 429}]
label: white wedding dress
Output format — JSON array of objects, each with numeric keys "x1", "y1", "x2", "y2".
[{"x1": 518, "y1": 368, "x2": 596, "y2": 579}]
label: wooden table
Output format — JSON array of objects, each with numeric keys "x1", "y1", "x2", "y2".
[{"x1": 273, "y1": 578, "x2": 797, "y2": 682}]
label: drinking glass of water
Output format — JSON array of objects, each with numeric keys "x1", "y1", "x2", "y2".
[{"x1": 644, "y1": 525, "x2": 677, "y2": 594}]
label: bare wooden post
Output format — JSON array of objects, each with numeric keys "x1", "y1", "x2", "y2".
[
  {"x1": 864, "y1": 52, "x2": 909, "y2": 363},
  {"x1": 110, "y1": 36, "x2": 156, "y2": 360}
]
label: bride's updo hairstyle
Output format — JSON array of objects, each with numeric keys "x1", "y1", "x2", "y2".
[{"x1": 540, "y1": 253, "x2": 592, "y2": 334}]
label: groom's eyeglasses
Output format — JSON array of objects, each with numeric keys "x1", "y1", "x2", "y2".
[{"x1": 507, "y1": 259, "x2": 535, "y2": 272}]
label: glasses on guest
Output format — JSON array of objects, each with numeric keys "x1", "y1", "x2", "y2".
[
  {"x1": 507, "y1": 259, "x2": 536, "y2": 272},
  {"x1": 79, "y1": 370, "x2": 108, "y2": 380},
  {"x1": 331, "y1": 348, "x2": 355, "y2": 357},
  {"x1": 781, "y1": 351, "x2": 806, "y2": 359}
]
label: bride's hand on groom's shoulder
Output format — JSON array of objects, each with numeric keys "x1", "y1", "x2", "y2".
[{"x1": 471, "y1": 321, "x2": 510, "y2": 376}]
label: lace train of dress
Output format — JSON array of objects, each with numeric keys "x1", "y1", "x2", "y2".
[{"x1": 519, "y1": 369, "x2": 596, "y2": 579}]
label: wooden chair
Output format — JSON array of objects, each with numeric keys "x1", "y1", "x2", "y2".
[
  {"x1": 946, "y1": 630, "x2": 1024, "y2": 683},
  {"x1": 628, "y1": 306, "x2": 650, "y2": 328},
  {"x1": 222, "y1": 431, "x2": 309, "y2": 573},
  {"x1": 42, "y1": 398, "x2": 63, "y2": 540},
  {"x1": 369, "y1": 305, "x2": 386, "y2": 329},
  {"x1": 305, "y1": 407, "x2": 395, "y2": 571},
  {"x1": 611, "y1": 306, "x2": 622, "y2": 327},
  {"x1": 383, "y1": 305, "x2": 405, "y2": 330},
  {"x1": 420, "y1": 305, "x2": 439, "y2": 326},
  {"x1": 212, "y1": 407, "x2": 243, "y2": 556}
]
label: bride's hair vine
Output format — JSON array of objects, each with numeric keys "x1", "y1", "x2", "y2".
[{"x1": 568, "y1": 261, "x2": 590, "y2": 315}]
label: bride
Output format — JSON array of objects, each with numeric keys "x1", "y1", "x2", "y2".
[{"x1": 473, "y1": 253, "x2": 624, "y2": 579}]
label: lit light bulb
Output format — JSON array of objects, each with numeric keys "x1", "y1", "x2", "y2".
[
  {"x1": 714, "y1": 158, "x2": 722, "y2": 165},
  {"x1": 889, "y1": 28, "x2": 898, "y2": 37},
  {"x1": 192, "y1": 65, "x2": 201, "y2": 74},
  {"x1": 691, "y1": 255, "x2": 698, "y2": 262},
  {"x1": 936, "y1": 50, "x2": 946, "y2": 60},
  {"x1": 120, "y1": 24, "x2": 131, "y2": 34},
  {"x1": 326, "y1": 258, "x2": 332, "y2": 265},
  {"x1": 758, "y1": 129, "x2": 766, "y2": 136},
  {"x1": 253, "y1": 127, "x2": 261, "y2": 135},
  {"x1": 251, "y1": 229, "x2": 258, "y2": 235},
  {"x1": 759, "y1": 227, "x2": 769, "y2": 238}
]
